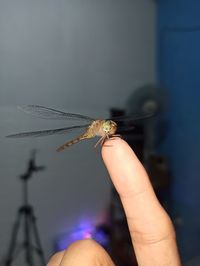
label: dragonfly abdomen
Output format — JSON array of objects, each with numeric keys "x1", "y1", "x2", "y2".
[
  {"x1": 56, "y1": 134, "x2": 86, "y2": 152},
  {"x1": 56, "y1": 128, "x2": 96, "y2": 152}
]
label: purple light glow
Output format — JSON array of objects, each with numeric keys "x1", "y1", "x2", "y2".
[
  {"x1": 55, "y1": 222, "x2": 109, "y2": 251},
  {"x1": 55, "y1": 223, "x2": 94, "y2": 251}
]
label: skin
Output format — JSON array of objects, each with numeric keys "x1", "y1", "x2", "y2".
[{"x1": 47, "y1": 138, "x2": 181, "y2": 266}]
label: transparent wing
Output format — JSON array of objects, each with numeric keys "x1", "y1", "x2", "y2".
[
  {"x1": 6, "y1": 125, "x2": 88, "y2": 138},
  {"x1": 18, "y1": 105, "x2": 94, "y2": 122},
  {"x1": 110, "y1": 112, "x2": 155, "y2": 123}
]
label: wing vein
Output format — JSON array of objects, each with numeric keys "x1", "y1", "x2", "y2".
[
  {"x1": 18, "y1": 105, "x2": 94, "y2": 122},
  {"x1": 6, "y1": 125, "x2": 88, "y2": 138}
]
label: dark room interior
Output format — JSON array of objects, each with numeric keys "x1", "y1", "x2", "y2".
[{"x1": 0, "y1": 0, "x2": 199, "y2": 265}]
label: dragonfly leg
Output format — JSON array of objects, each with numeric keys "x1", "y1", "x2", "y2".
[
  {"x1": 101, "y1": 136, "x2": 108, "y2": 145},
  {"x1": 94, "y1": 136, "x2": 106, "y2": 148},
  {"x1": 94, "y1": 134, "x2": 121, "y2": 148}
]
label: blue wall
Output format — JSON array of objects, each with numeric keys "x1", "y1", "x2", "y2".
[{"x1": 157, "y1": 0, "x2": 200, "y2": 262}]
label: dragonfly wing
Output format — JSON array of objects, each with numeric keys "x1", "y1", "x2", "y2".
[
  {"x1": 110, "y1": 112, "x2": 155, "y2": 123},
  {"x1": 18, "y1": 105, "x2": 94, "y2": 122},
  {"x1": 6, "y1": 125, "x2": 88, "y2": 138}
]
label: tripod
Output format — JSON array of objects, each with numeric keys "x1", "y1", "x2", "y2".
[{"x1": 5, "y1": 150, "x2": 46, "y2": 266}]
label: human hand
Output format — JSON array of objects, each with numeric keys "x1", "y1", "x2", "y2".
[{"x1": 47, "y1": 138, "x2": 181, "y2": 266}]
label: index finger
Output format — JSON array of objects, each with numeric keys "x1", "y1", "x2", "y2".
[{"x1": 102, "y1": 138, "x2": 181, "y2": 266}]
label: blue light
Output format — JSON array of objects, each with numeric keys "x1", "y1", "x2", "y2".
[
  {"x1": 55, "y1": 223, "x2": 110, "y2": 251},
  {"x1": 92, "y1": 229, "x2": 109, "y2": 247},
  {"x1": 55, "y1": 224, "x2": 93, "y2": 251}
]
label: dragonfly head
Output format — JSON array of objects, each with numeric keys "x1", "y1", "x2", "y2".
[{"x1": 103, "y1": 120, "x2": 117, "y2": 135}]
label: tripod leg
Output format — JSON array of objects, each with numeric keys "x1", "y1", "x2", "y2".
[
  {"x1": 5, "y1": 211, "x2": 22, "y2": 266},
  {"x1": 30, "y1": 212, "x2": 46, "y2": 265},
  {"x1": 24, "y1": 209, "x2": 34, "y2": 266}
]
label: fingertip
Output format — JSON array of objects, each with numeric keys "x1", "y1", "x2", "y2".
[
  {"x1": 101, "y1": 137, "x2": 150, "y2": 197},
  {"x1": 47, "y1": 251, "x2": 65, "y2": 265},
  {"x1": 101, "y1": 137, "x2": 141, "y2": 174},
  {"x1": 58, "y1": 239, "x2": 115, "y2": 266},
  {"x1": 102, "y1": 137, "x2": 133, "y2": 162}
]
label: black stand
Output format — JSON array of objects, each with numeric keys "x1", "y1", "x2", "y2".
[{"x1": 5, "y1": 150, "x2": 46, "y2": 266}]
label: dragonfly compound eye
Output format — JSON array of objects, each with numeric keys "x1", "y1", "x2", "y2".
[
  {"x1": 103, "y1": 120, "x2": 117, "y2": 135},
  {"x1": 102, "y1": 121, "x2": 111, "y2": 133}
]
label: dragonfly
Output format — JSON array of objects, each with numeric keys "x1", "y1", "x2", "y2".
[{"x1": 6, "y1": 105, "x2": 152, "y2": 152}]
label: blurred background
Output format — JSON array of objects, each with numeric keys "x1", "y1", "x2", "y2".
[{"x1": 0, "y1": 0, "x2": 199, "y2": 265}]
